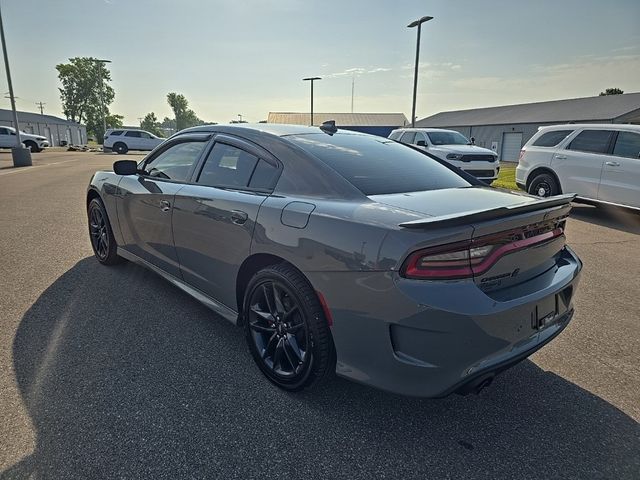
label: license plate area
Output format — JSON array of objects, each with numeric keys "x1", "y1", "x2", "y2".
[{"x1": 531, "y1": 295, "x2": 558, "y2": 330}]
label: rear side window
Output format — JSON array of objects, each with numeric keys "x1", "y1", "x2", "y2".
[
  {"x1": 125, "y1": 131, "x2": 142, "y2": 138},
  {"x1": 613, "y1": 131, "x2": 640, "y2": 159},
  {"x1": 388, "y1": 131, "x2": 402, "y2": 140},
  {"x1": 533, "y1": 130, "x2": 573, "y2": 147},
  {"x1": 288, "y1": 133, "x2": 471, "y2": 196},
  {"x1": 248, "y1": 159, "x2": 279, "y2": 190},
  {"x1": 400, "y1": 132, "x2": 416, "y2": 144},
  {"x1": 197, "y1": 143, "x2": 259, "y2": 188},
  {"x1": 109, "y1": 130, "x2": 123, "y2": 136},
  {"x1": 568, "y1": 130, "x2": 614, "y2": 154}
]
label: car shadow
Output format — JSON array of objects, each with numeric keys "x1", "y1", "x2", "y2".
[
  {"x1": 570, "y1": 203, "x2": 640, "y2": 235},
  {"x1": 4, "y1": 258, "x2": 639, "y2": 479}
]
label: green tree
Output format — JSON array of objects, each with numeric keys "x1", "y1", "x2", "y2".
[
  {"x1": 167, "y1": 92, "x2": 205, "y2": 131},
  {"x1": 56, "y1": 57, "x2": 122, "y2": 143},
  {"x1": 140, "y1": 112, "x2": 164, "y2": 137},
  {"x1": 599, "y1": 87, "x2": 624, "y2": 96}
]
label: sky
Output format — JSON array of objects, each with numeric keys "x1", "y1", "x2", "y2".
[{"x1": 1, "y1": 0, "x2": 639, "y2": 125}]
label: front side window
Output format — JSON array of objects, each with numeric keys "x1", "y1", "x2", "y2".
[
  {"x1": 0, "y1": 128, "x2": 7, "y2": 135},
  {"x1": 426, "y1": 131, "x2": 469, "y2": 146},
  {"x1": 568, "y1": 130, "x2": 614, "y2": 154},
  {"x1": 612, "y1": 131, "x2": 640, "y2": 159},
  {"x1": 532, "y1": 130, "x2": 574, "y2": 147},
  {"x1": 143, "y1": 141, "x2": 206, "y2": 181},
  {"x1": 197, "y1": 143, "x2": 259, "y2": 188},
  {"x1": 400, "y1": 131, "x2": 416, "y2": 144},
  {"x1": 125, "y1": 131, "x2": 142, "y2": 138}
]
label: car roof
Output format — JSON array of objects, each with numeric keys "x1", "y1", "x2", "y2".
[
  {"x1": 180, "y1": 123, "x2": 344, "y2": 137},
  {"x1": 392, "y1": 127, "x2": 462, "y2": 134},
  {"x1": 538, "y1": 123, "x2": 640, "y2": 132}
]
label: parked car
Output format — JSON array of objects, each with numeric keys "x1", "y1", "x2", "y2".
[
  {"x1": 389, "y1": 127, "x2": 500, "y2": 183},
  {"x1": 516, "y1": 124, "x2": 640, "y2": 210},
  {"x1": 0, "y1": 126, "x2": 49, "y2": 152},
  {"x1": 103, "y1": 128, "x2": 164, "y2": 154},
  {"x1": 87, "y1": 124, "x2": 582, "y2": 397}
]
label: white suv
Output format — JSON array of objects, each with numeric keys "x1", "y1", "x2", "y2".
[
  {"x1": 104, "y1": 129, "x2": 164, "y2": 154},
  {"x1": 0, "y1": 126, "x2": 49, "y2": 152},
  {"x1": 516, "y1": 124, "x2": 640, "y2": 210},
  {"x1": 389, "y1": 128, "x2": 499, "y2": 182}
]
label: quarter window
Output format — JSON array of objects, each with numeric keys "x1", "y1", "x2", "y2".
[
  {"x1": 248, "y1": 159, "x2": 279, "y2": 190},
  {"x1": 612, "y1": 131, "x2": 640, "y2": 159},
  {"x1": 125, "y1": 131, "x2": 142, "y2": 138},
  {"x1": 388, "y1": 131, "x2": 402, "y2": 140},
  {"x1": 197, "y1": 143, "x2": 259, "y2": 188},
  {"x1": 109, "y1": 130, "x2": 123, "y2": 136},
  {"x1": 143, "y1": 141, "x2": 206, "y2": 181},
  {"x1": 568, "y1": 130, "x2": 614, "y2": 154},
  {"x1": 532, "y1": 130, "x2": 574, "y2": 147}
]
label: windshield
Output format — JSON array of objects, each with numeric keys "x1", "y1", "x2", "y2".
[
  {"x1": 426, "y1": 131, "x2": 470, "y2": 146},
  {"x1": 288, "y1": 133, "x2": 470, "y2": 196}
]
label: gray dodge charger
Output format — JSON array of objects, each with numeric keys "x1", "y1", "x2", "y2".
[{"x1": 87, "y1": 123, "x2": 582, "y2": 397}]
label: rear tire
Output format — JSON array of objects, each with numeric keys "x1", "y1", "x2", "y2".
[
  {"x1": 113, "y1": 142, "x2": 128, "y2": 154},
  {"x1": 88, "y1": 198, "x2": 124, "y2": 265},
  {"x1": 528, "y1": 173, "x2": 560, "y2": 197},
  {"x1": 243, "y1": 263, "x2": 335, "y2": 392}
]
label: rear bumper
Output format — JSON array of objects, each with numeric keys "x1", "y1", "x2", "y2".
[{"x1": 309, "y1": 246, "x2": 582, "y2": 397}]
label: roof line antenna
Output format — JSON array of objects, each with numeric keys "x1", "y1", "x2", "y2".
[{"x1": 320, "y1": 120, "x2": 338, "y2": 135}]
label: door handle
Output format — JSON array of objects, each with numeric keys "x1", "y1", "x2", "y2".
[
  {"x1": 605, "y1": 161, "x2": 620, "y2": 167},
  {"x1": 230, "y1": 210, "x2": 248, "y2": 225},
  {"x1": 159, "y1": 200, "x2": 171, "y2": 212},
  {"x1": 554, "y1": 155, "x2": 567, "y2": 160}
]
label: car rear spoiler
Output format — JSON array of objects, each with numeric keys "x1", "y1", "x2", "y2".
[{"x1": 398, "y1": 193, "x2": 576, "y2": 228}]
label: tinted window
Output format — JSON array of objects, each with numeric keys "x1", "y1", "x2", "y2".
[
  {"x1": 532, "y1": 130, "x2": 573, "y2": 147},
  {"x1": 613, "y1": 131, "x2": 640, "y2": 159},
  {"x1": 400, "y1": 132, "x2": 416, "y2": 144},
  {"x1": 109, "y1": 130, "x2": 123, "y2": 136},
  {"x1": 249, "y1": 159, "x2": 279, "y2": 190},
  {"x1": 568, "y1": 130, "x2": 614, "y2": 154},
  {"x1": 125, "y1": 131, "x2": 141, "y2": 138},
  {"x1": 143, "y1": 141, "x2": 206, "y2": 181},
  {"x1": 426, "y1": 131, "x2": 469, "y2": 145},
  {"x1": 388, "y1": 131, "x2": 402, "y2": 140},
  {"x1": 197, "y1": 143, "x2": 259, "y2": 188},
  {"x1": 0, "y1": 128, "x2": 8, "y2": 135},
  {"x1": 139, "y1": 131, "x2": 152, "y2": 139},
  {"x1": 288, "y1": 133, "x2": 471, "y2": 196}
]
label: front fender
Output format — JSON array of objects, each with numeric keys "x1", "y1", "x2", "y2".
[{"x1": 87, "y1": 171, "x2": 124, "y2": 245}]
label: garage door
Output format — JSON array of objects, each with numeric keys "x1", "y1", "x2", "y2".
[{"x1": 501, "y1": 132, "x2": 523, "y2": 161}]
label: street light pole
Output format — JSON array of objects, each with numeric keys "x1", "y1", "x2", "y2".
[
  {"x1": 95, "y1": 58, "x2": 111, "y2": 141},
  {"x1": 408, "y1": 15, "x2": 433, "y2": 127},
  {"x1": 0, "y1": 3, "x2": 31, "y2": 166},
  {"x1": 303, "y1": 77, "x2": 321, "y2": 126}
]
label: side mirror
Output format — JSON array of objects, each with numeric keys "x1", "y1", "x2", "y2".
[
  {"x1": 416, "y1": 140, "x2": 426, "y2": 147},
  {"x1": 470, "y1": 137, "x2": 476, "y2": 145},
  {"x1": 113, "y1": 160, "x2": 139, "y2": 175}
]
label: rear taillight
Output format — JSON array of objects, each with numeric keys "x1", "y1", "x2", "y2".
[
  {"x1": 401, "y1": 225, "x2": 564, "y2": 280},
  {"x1": 518, "y1": 149, "x2": 525, "y2": 162}
]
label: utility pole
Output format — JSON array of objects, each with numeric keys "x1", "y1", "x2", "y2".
[
  {"x1": 302, "y1": 77, "x2": 321, "y2": 126},
  {"x1": 36, "y1": 101, "x2": 46, "y2": 114},
  {"x1": 408, "y1": 15, "x2": 433, "y2": 127},
  {"x1": 137, "y1": 117, "x2": 143, "y2": 126},
  {"x1": 0, "y1": 3, "x2": 31, "y2": 166}
]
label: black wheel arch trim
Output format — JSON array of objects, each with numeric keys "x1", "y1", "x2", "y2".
[{"x1": 526, "y1": 166, "x2": 563, "y2": 193}]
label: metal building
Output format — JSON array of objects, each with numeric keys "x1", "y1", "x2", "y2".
[
  {"x1": 416, "y1": 93, "x2": 640, "y2": 161},
  {"x1": 267, "y1": 112, "x2": 409, "y2": 137},
  {"x1": 0, "y1": 108, "x2": 87, "y2": 146}
]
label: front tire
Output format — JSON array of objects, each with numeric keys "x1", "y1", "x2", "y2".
[
  {"x1": 528, "y1": 172, "x2": 560, "y2": 197},
  {"x1": 113, "y1": 142, "x2": 128, "y2": 154},
  {"x1": 24, "y1": 141, "x2": 41, "y2": 153},
  {"x1": 88, "y1": 198, "x2": 123, "y2": 265},
  {"x1": 243, "y1": 263, "x2": 335, "y2": 392}
]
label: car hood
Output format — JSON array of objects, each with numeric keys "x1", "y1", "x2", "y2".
[
  {"x1": 369, "y1": 186, "x2": 535, "y2": 218},
  {"x1": 430, "y1": 144, "x2": 496, "y2": 155}
]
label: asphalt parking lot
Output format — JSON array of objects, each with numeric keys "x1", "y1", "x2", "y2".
[{"x1": 0, "y1": 151, "x2": 638, "y2": 479}]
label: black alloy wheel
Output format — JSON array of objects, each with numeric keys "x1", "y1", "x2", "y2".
[
  {"x1": 113, "y1": 142, "x2": 128, "y2": 154},
  {"x1": 88, "y1": 198, "x2": 122, "y2": 265},
  {"x1": 244, "y1": 264, "x2": 335, "y2": 391},
  {"x1": 528, "y1": 173, "x2": 560, "y2": 198}
]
